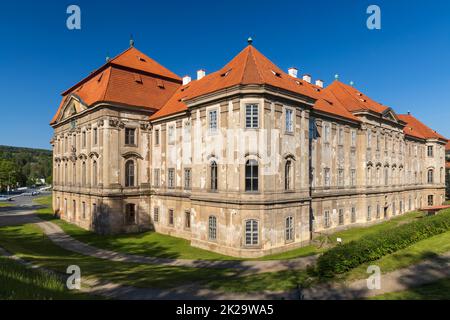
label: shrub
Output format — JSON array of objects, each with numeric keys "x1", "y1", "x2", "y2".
[{"x1": 316, "y1": 210, "x2": 450, "y2": 278}]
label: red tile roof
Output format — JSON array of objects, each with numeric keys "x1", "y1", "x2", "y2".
[
  {"x1": 325, "y1": 81, "x2": 388, "y2": 114},
  {"x1": 51, "y1": 47, "x2": 181, "y2": 125},
  {"x1": 397, "y1": 114, "x2": 447, "y2": 141},
  {"x1": 150, "y1": 45, "x2": 323, "y2": 120},
  {"x1": 446, "y1": 140, "x2": 450, "y2": 151}
]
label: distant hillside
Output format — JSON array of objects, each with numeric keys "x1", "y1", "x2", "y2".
[{"x1": 0, "y1": 145, "x2": 52, "y2": 191}]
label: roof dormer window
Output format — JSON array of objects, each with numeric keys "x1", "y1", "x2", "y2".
[
  {"x1": 134, "y1": 74, "x2": 143, "y2": 84},
  {"x1": 137, "y1": 56, "x2": 146, "y2": 62},
  {"x1": 221, "y1": 69, "x2": 231, "y2": 77},
  {"x1": 271, "y1": 70, "x2": 281, "y2": 77}
]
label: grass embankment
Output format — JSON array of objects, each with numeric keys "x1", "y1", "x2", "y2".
[
  {"x1": 0, "y1": 255, "x2": 93, "y2": 300},
  {"x1": 370, "y1": 278, "x2": 450, "y2": 300}
]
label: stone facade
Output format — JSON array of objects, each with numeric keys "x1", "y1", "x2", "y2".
[{"x1": 51, "y1": 45, "x2": 447, "y2": 258}]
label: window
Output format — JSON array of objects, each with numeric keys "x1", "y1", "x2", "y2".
[
  {"x1": 427, "y1": 146, "x2": 434, "y2": 157},
  {"x1": 384, "y1": 167, "x2": 389, "y2": 186},
  {"x1": 324, "y1": 210, "x2": 331, "y2": 228},
  {"x1": 208, "y1": 216, "x2": 217, "y2": 240},
  {"x1": 125, "y1": 128, "x2": 136, "y2": 145},
  {"x1": 125, "y1": 204, "x2": 136, "y2": 225},
  {"x1": 185, "y1": 211, "x2": 191, "y2": 229},
  {"x1": 72, "y1": 200, "x2": 76, "y2": 219},
  {"x1": 82, "y1": 162, "x2": 86, "y2": 186},
  {"x1": 125, "y1": 160, "x2": 135, "y2": 187},
  {"x1": 428, "y1": 195, "x2": 434, "y2": 206},
  {"x1": 351, "y1": 207, "x2": 356, "y2": 223},
  {"x1": 338, "y1": 127, "x2": 344, "y2": 145},
  {"x1": 350, "y1": 169, "x2": 356, "y2": 186},
  {"x1": 376, "y1": 133, "x2": 380, "y2": 151},
  {"x1": 285, "y1": 160, "x2": 292, "y2": 190},
  {"x1": 324, "y1": 168, "x2": 330, "y2": 187},
  {"x1": 168, "y1": 125, "x2": 175, "y2": 144},
  {"x1": 245, "y1": 160, "x2": 258, "y2": 191},
  {"x1": 92, "y1": 203, "x2": 97, "y2": 216},
  {"x1": 82, "y1": 202, "x2": 86, "y2": 219},
  {"x1": 392, "y1": 202, "x2": 396, "y2": 216},
  {"x1": 367, "y1": 130, "x2": 372, "y2": 147},
  {"x1": 367, "y1": 206, "x2": 372, "y2": 221},
  {"x1": 285, "y1": 216, "x2": 294, "y2": 241},
  {"x1": 155, "y1": 129, "x2": 160, "y2": 145},
  {"x1": 93, "y1": 128, "x2": 98, "y2": 145},
  {"x1": 285, "y1": 109, "x2": 293, "y2": 133},
  {"x1": 245, "y1": 220, "x2": 259, "y2": 245},
  {"x1": 376, "y1": 204, "x2": 381, "y2": 219},
  {"x1": 210, "y1": 161, "x2": 218, "y2": 191},
  {"x1": 168, "y1": 168, "x2": 175, "y2": 189},
  {"x1": 153, "y1": 207, "x2": 159, "y2": 223},
  {"x1": 338, "y1": 209, "x2": 344, "y2": 225},
  {"x1": 400, "y1": 200, "x2": 403, "y2": 214},
  {"x1": 184, "y1": 168, "x2": 191, "y2": 190},
  {"x1": 323, "y1": 124, "x2": 330, "y2": 143},
  {"x1": 82, "y1": 131, "x2": 86, "y2": 148},
  {"x1": 168, "y1": 209, "x2": 174, "y2": 225},
  {"x1": 153, "y1": 169, "x2": 160, "y2": 187},
  {"x1": 72, "y1": 163, "x2": 76, "y2": 185},
  {"x1": 351, "y1": 130, "x2": 356, "y2": 147},
  {"x1": 427, "y1": 169, "x2": 434, "y2": 184},
  {"x1": 338, "y1": 169, "x2": 344, "y2": 186},
  {"x1": 92, "y1": 160, "x2": 97, "y2": 186},
  {"x1": 245, "y1": 104, "x2": 259, "y2": 128},
  {"x1": 209, "y1": 109, "x2": 218, "y2": 133}
]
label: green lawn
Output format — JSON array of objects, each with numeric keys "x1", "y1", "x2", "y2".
[
  {"x1": 0, "y1": 255, "x2": 94, "y2": 300},
  {"x1": 34, "y1": 195, "x2": 428, "y2": 261},
  {"x1": 370, "y1": 278, "x2": 450, "y2": 300},
  {"x1": 0, "y1": 223, "x2": 233, "y2": 290}
]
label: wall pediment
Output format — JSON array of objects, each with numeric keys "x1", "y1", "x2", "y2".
[{"x1": 57, "y1": 95, "x2": 88, "y2": 123}]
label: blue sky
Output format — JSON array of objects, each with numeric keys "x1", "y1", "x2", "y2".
[{"x1": 0, "y1": 0, "x2": 449, "y2": 150}]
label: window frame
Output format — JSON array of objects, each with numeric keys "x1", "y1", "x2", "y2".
[
  {"x1": 245, "y1": 219, "x2": 259, "y2": 246},
  {"x1": 245, "y1": 104, "x2": 259, "y2": 129},
  {"x1": 167, "y1": 168, "x2": 175, "y2": 189},
  {"x1": 125, "y1": 160, "x2": 135, "y2": 187},
  {"x1": 285, "y1": 108, "x2": 294, "y2": 133},
  {"x1": 245, "y1": 159, "x2": 259, "y2": 192},
  {"x1": 208, "y1": 216, "x2": 217, "y2": 241},
  {"x1": 125, "y1": 128, "x2": 136, "y2": 146},
  {"x1": 285, "y1": 216, "x2": 294, "y2": 242}
]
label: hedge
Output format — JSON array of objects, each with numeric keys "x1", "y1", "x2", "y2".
[{"x1": 316, "y1": 209, "x2": 450, "y2": 278}]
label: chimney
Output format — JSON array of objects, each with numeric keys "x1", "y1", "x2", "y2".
[
  {"x1": 197, "y1": 69, "x2": 206, "y2": 80},
  {"x1": 288, "y1": 67, "x2": 298, "y2": 78},
  {"x1": 315, "y1": 79, "x2": 324, "y2": 88},
  {"x1": 302, "y1": 74, "x2": 311, "y2": 83},
  {"x1": 182, "y1": 75, "x2": 191, "y2": 85}
]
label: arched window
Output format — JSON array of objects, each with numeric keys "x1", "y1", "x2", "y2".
[
  {"x1": 64, "y1": 163, "x2": 68, "y2": 185},
  {"x1": 245, "y1": 159, "x2": 258, "y2": 192},
  {"x1": 208, "y1": 216, "x2": 217, "y2": 240},
  {"x1": 210, "y1": 161, "x2": 218, "y2": 191},
  {"x1": 285, "y1": 216, "x2": 294, "y2": 241},
  {"x1": 245, "y1": 219, "x2": 259, "y2": 245},
  {"x1": 285, "y1": 160, "x2": 292, "y2": 190},
  {"x1": 92, "y1": 160, "x2": 97, "y2": 187},
  {"x1": 72, "y1": 163, "x2": 76, "y2": 185},
  {"x1": 82, "y1": 162, "x2": 86, "y2": 186},
  {"x1": 427, "y1": 169, "x2": 434, "y2": 184},
  {"x1": 125, "y1": 160, "x2": 135, "y2": 187}
]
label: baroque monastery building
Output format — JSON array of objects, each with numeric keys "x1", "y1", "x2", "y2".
[{"x1": 50, "y1": 41, "x2": 448, "y2": 258}]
